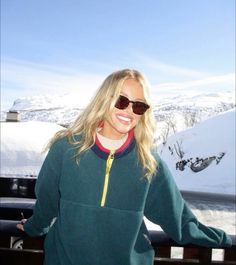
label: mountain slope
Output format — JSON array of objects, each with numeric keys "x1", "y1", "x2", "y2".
[{"x1": 1, "y1": 91, "x2": 234, "y2": 127}]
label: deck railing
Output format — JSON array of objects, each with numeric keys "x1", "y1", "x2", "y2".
[
  {"x1": 0, "y1": 221, "x2": 235, "y2": 265},
  {"x1": 1, "y1": 195, "x2": 235, "y2": 265},
  {"x1": 150, "y1": 230, "x2": 236, "y2": 265}
]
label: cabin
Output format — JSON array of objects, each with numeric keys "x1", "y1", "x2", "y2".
[{"x1": 6, "y1": 111, "x2": 21, "y2": 122}]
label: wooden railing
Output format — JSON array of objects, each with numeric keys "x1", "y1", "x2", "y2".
[
  {"x1": 150, "y1": 230, "x2": 236, "y2": 265},
  {"x1": 0, "y1": 222, "x2": 235, "y2": 265},
  {"x1": 1, "y1": 196, "x2": 235, "y2": 264}
]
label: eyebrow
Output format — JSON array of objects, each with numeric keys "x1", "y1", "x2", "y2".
[{"x1": 120, "y1": 92, "x2": 145, "y2": 102}]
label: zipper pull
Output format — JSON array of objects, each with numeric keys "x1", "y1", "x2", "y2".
[{"x1": 106, "y1": 150, "x2": 115, "y2": 173}]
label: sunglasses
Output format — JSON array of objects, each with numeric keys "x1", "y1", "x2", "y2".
[{"x1": 115, "y1": 95, "x2": 150, "y2": 115}]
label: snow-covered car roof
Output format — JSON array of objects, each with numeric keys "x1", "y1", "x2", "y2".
[{"x1": 1, "y1": 121, "x2": 63, "y2": 177}]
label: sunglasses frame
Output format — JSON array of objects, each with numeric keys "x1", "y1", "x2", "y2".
[{"x1": 115, "y1": 95, "x2": 150, "y2": 115}]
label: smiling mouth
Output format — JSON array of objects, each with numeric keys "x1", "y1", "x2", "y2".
[{"x1": 116, "y1": 115, "x2": 132, "y2": 123}]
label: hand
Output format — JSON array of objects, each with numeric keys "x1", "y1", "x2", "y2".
[{"x1": 16, "y1": 219, "x2": 27, "y2": 231}]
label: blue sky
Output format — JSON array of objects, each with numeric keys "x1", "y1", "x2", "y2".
[{"x1": 1, "y1": 0, "x2": 235, "y2": 110}]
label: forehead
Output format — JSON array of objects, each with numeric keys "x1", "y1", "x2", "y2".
[{"x1": 120, "y1": 79, "x2": 145, "y2": 100}]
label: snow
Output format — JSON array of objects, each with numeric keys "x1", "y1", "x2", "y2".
[
  {"x1": 157, "y1": 109, "x2": 235, "y2": 195},
  {"x1": 147, "y1": 108, "x2": 236, "y2": 238},
  {"x1": 10, "y1": 93, "x2": 89, "y2": 111},
  {"x1": 1, "y1": 90, "x2": 234, "y2": 126},
  {"x1": 153, "y1": 91, "x2": 234, "y2": 109},
  {"x1": 1, "y1": 108, "x2": 235, "y2": 195},
  {"x1": 0, "y1": 121, "x2": 64, "y2": 176}
]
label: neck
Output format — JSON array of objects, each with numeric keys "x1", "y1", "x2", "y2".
[
  {"x1": 95, "y1": 129, "x2": 134, "y2": 154},
  {"x1": 98, "y1": 128, "x2": 128, "y2": 140}
]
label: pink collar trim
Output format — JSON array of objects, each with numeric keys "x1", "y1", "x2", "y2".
[{"x1": 95, "y1": 130, "x2": 134, "y2": 154}]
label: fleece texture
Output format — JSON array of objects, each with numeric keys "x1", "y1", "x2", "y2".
[{"x1": 24, "y1": 136, "x2": 232, "y2": 265}]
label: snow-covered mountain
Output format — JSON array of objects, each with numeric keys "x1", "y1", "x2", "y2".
[
  {"x1": 153, "y1": 91, "x2": 235, "y2": 143},
  {"x1": 1, "y1": 91, "x2": 235, "y2": 127},
  {"x1": 1, "y1": 94, "x2": 84, "y2": 125}
]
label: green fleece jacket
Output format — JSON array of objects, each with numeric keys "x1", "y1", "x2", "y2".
[{"x1": 24, "y1": 135, "x2": 232, "y2": 265}]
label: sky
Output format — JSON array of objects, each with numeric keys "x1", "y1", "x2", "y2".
[{"x1": 1, "y1": 0, "x2": 235, "y2": 110}]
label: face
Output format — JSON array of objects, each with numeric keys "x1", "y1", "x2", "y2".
[{"x1": 100, "y1": 79, "x2": 146, "y2": 139}]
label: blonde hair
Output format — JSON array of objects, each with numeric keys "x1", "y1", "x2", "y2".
[{"x1": 48, "y1": 69, "x2": 157, "y2": 179}]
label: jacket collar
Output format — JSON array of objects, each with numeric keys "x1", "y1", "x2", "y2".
[{"x1": 91, "y1": 130, "x2": 135, "y2": 160}]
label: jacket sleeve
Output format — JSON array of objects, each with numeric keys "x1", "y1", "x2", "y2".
[
  {"x1": 144, "y1": 156, "x2": 232, "y2": 247},
  {"x1": 23, "y1": 139, "x2": 64, "y2": 237}
]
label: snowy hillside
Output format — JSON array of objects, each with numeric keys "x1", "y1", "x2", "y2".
[
  {"x1": 0, "y1": 91, "x2": 234, "y2": 127},
  {"x1": 0, "y1": 94, "x2": 84, "y2": 125},
  {"x1": 157, "y1": 109, "x2": 235, "y2": 195},
  {"x1": 153, "y1": 91, "x2": 235, "y2": 143}
]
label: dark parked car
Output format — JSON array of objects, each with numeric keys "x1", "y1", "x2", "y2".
[{"x1": 0, "y1": 175, "x2": 36, "y2": 248}]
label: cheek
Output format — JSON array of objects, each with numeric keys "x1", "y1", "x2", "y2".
[
  {"x1": 133, "y1": 115, "x2": 142, "y2": 126},
  {"x1": 105, "y1": 111, "x2": 117, "y2": 126}
]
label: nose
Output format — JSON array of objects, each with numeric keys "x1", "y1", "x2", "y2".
[{"x1": 125, "y1": 102, "x2": 133, "y2": 113}]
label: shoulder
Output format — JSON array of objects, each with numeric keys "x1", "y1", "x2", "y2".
[
  {"x1": 150, "y1": 151, "x2": 173, "y2": 184},
  {"x1": 50, "y1": 136, "x2": 70, "y2": 151},
  {"x1": 151, "y1": 150, "x2": 165, "y2": 172},
  {"x1": 47, "y1": 135, "x2": 78, "y2": 158}
]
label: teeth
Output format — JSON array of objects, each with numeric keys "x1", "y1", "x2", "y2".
[{"x1": 117, "y1": 115, "x2": 131, "y2": 122}]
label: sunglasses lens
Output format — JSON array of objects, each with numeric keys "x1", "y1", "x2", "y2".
[
  {"x1": 115, "y1": 95, "x2": 129, "y2": 109},
  {"x1": 115, "y1": 95, "x2": 150, "y2": 115},
  {"x1": 133, "y1": 102, "x2": 149, "y2": 115}
]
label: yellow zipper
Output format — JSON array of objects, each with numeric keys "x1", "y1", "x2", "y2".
[{"x1": 100, "y1": 150, "x2": 115, "y2": 207}]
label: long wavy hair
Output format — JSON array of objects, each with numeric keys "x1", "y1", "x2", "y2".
[{"x1": 47, "y1": 69, "x2": 157, "y2": 179}]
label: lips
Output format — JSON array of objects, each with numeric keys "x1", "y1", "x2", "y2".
[{"x1": 116, "y1": 114, "x2": 133, "y2": 124}]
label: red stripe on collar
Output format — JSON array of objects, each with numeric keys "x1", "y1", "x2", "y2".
[{"x1": 95, "y1": 129, "x2": 134, "y2": 154}]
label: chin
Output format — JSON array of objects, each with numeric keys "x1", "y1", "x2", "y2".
[{"x1": 115, "y1": 126, "x2": 132, "y2": 135}]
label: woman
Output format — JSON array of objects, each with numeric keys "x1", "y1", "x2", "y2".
[{"x1": 17, "y1": 69, "x2": 231, "y2": 265}]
